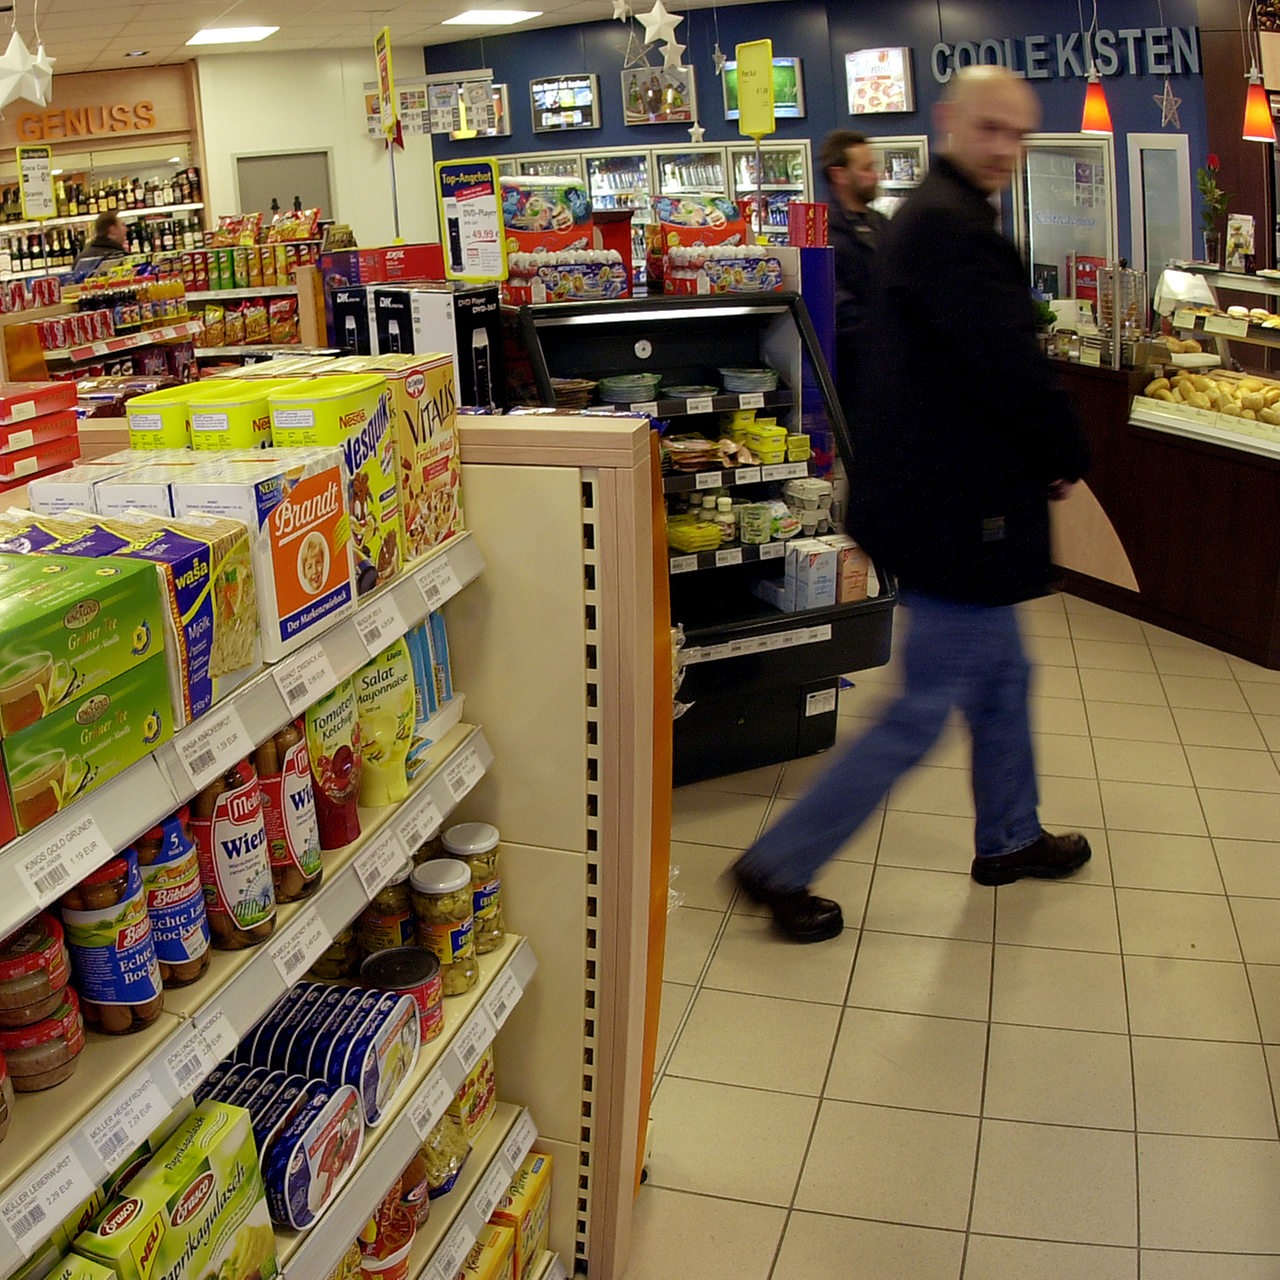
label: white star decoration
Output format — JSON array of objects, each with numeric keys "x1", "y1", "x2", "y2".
[
  {"x1": 688, "y1": 121, "x2": 705, "y2": 143},
  {"x1": 1154, "y1": 78, "x2": 1182, "y2": 128},
  {"x1": 28, "y1": 43, "x2": 54, "y2": 107},
  {"x1": 712, "y1": 43, "x2": 727, "y2": 75},
  {"x1": 0, "y1": 31, "x2": 34, "y2": 111},
  {"x1": 611, "y1": 0, "x2": 631, "y2": 19},
  {"x1": 661, "y1": 39, "x2": 685, "y2": 68},
  {"x1": 638, "y1": 0, "x2": 682, "y2": 48}
]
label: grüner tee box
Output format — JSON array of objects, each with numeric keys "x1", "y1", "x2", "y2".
[{"x1": 73, "y1": 1101, "x2": 279, "y2": 1280}]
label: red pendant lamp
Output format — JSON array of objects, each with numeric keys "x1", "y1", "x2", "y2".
[
  {"x1": 1081, "y1": 66, "x2": 1114, "y2": 134},
  {"x1": 1243, "y1": 66, "x2": 1276, "y2": 142}
]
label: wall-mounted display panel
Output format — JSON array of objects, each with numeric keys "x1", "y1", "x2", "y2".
[
  {"x1": 531, "y1": 74, "x2": 601, "y2": 133},
  {"x1": 621, "y1": 66, "x2": 696, "y2": 126},
  {"x1": 846, "y1": 47, "x2": 914, "y2": 115},
  {"x1": 722, "y1": 57, "x2": 805, "y2": 120}
]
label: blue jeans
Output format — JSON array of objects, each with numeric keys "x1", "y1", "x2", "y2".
[{"x1": 736, "y1": 593, "x2": 1043, "y2": 892}]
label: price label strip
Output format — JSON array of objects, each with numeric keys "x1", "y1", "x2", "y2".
[
  {"x1": 269, "y1": 906, "x2": 332, "y2": 984},
  {"x1": 174, "y1": 704, "x2": 250, "y2": 793},
  {"x1": 669, "y1": 555, "x2": 698, "y2": 575},
  {"x1": 355, "y1": 827, "x2": 409, "y2": 899},
  {"x1": 738, "y1": 392, "x2": 765, "y2": 409},
  {"x1": 694, "y1": 470, "x2": 723, "y2": 490},
  {"x1": 409, "y1": 1072, "x2": 455, "y2": 1141},
  {"x1": 415, "y1": 557, "x2": 463, "y2": 612},
  {"x1": 194, "y1": 1007, "x2": 236, "y2": 1062},
  {"x1": 734, "y1": 466, "x2": 762, "y2": 485},
  {"x1": 398, "y1": 793, "x2": 443, "y2": 854},
  {"x1": 85, "y1": 1071, "x2": 165, "y2": 1172},
  {"x1": 1, "y1": 1146, "x2": 94, "y2": 1251},
  {"x1": 431, "y1": 1221, "x2": 476, "y2": 1280},
  {"x1": 18, "y1": 812, "x2": 112, "y2": 911},
  {"x1": 273, "y1": 643, "x2": 338, "y2": 717},
  {"x1": 444, "y1": 748, "x2": 484, "y2": 801},
  {"x1": 685, "y1": 396, "x2": 714, "y2": 415},
  {"x1": 483, "y1": 968, "x2": 522, "y2": 1031},
  {"x1": 759, "y1": 542, "x2": 785, "y2": 560},
  {"x1": 355, "y1": 594, "x2": 409, "y2": 657},
  {"x1": 715, "y1": 548, "x2": 743, "y2": 568},
  {"x1": 452, "y1": 1009, "x2": 496, "y2": 1075},
  {"x1": 473, "y1": 1163, "x2": 510, "y2": 1225},
  {"x1": 502, "y1": 1110, "x2": 538, "y2": 1172},
  {"x1": 161, "y1": 1022, "x2": 218, "y2": 1097}
]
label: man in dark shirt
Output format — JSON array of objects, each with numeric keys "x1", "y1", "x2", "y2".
[
  {"x1": 71, "y1": 211, "x2": 127, "y2": 280},
  {"x1": 821, "y1": 130, "x2": 888, "y2": 348},
  {"x1": 733, "y1": 67, "x2": 1092, "y2": 943}
]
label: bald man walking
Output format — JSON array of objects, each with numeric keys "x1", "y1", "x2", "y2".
[{"x1": 732, "y1": 67, "x2": 1092, "y2": 943}]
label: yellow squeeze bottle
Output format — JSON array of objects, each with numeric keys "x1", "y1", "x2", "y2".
[{"x1": 354, "y1": 636, "x2": 415, "y2": 806}]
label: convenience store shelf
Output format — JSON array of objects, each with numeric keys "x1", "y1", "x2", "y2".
[
  {"x1": 0, "y1": 532, "x2": 485, "y2": 942},
  {"x1": 0, "y1": 203, "x2": 204, "y2": 236},
  {"x1": 185, "y1": 285, "x2": 300, "y2": 302},
  {"x1": 663, "y1": 458, "x2": 810, "y2": 494},
  {"x1": 669, "y1": 539, "x2": 793, "y2": 574},
  {"x1": 45, "y1": 319, "x2": 202, "y2": 363},
  {"x1": 625, "y1": 388, "x2": 793, "y2": 419},
  {"x1": 531, "y1": 1252, "x2": 572, "y2": 1280},
  {"x1": 0, "y1": 719, "x2": 499, "y2": 1269},
  {"x1": 279, "y1": 943, "x2": 538, "y2": 1276},
  {"x1": 1173, "y1": 313, "x2": 1280, "y2": 351},
  {"x1": 735, "y1": 181, "x2": 804, "y2": 191},
  {"x1": 195, "y1": 343, "x2": 305, "y2": 356}
]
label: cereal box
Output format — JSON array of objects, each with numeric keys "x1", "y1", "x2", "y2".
[
  {"x1": 267, "y1": 374, "x2": 402, "y2": 593},
  {"x1": 489, "y1": 1152, "x2": 552, "y2": 1280},
  {"x1": 73, "y1": 1101, "x2": 280, "y2": 1280},
  {"x1": 171, "y1": 449, "x2": 355, "y2": 661}
]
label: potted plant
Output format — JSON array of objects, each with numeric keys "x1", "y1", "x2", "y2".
[{"x1": 1196, "y1": 154, "x2": 1231, "y2": 266}]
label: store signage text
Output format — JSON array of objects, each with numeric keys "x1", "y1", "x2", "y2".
[
  {"x1": 16, "y1": 101, "x2": 157, "y2": 141},
  {"x1": 931, "y1": 27, "x2": 1200, "y2": 82}
]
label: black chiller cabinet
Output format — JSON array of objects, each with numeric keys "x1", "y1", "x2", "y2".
[{"x1": 510, "y1": 292, "x2": 895, "y2": 785}]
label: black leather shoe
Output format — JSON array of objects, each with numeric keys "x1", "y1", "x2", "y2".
[
  {"x1": 731, "y1": 860, "x2": 844, "y2": 943},
  {"x1": 970, "y1": 831, "x2": 1091, "y2": 886}
]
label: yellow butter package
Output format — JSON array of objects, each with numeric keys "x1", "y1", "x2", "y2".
[
  {"x1": 461, "y1": 1223, "x2": 516, "y2": 1280},
  {"x1": 187, "y1": 378, "x2": 304, "y2": 451},
  {"x1": 268, "y1": 374, "x2": 402, "y2": 595},
  {"x1": 125, "y1": 383, "x2": 199, "y2": 449},
  {"x1": 489, "y1": 1151, "x2": 552, "y2": 1280}
]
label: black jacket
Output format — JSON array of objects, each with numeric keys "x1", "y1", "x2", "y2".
[
  {"x1": 844, "y1": 156, "x2": 1089, "y2": 606},
  {"x1": 70, "y1": 235, "x2": 126, "y2": 280},
  {"x1": 830, "y1": 200, "x2": 888, "y2": 342}
]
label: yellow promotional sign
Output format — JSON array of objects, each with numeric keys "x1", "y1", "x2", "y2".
[
  {"x1": 736, "y1": 38, "x2": 775, "y2": 138},
  {"x1": 375, "y1": 26, "x2": 397, "y2": 140}
]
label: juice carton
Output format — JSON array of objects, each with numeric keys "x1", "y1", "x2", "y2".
[{"x1": 267, "y1": 374, "x2": 402, "y2": 594}]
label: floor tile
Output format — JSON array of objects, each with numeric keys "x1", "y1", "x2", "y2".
[
  {"x1": 626, "y1": 1188, "x2": 786, "y2": 1280},
  {"x1": 1149, "y1": 644, "x2": 1235, "y2": 678},
  {"x1": 666, "y1": 988, "x2": 840, "y2": 1096},
  {"x1": 1037, "y1": 773, "x2": 1105, "y2": 828},
  {"x1": 963, "y1": 1237, "x2": 1137, "y2": 1280},
  {"x1": 1215, "y1": 838, "x2": 1280, "y2": 897},
  {"x1": 1259, "y1": 714, "x2": 1280, "y2": 751},
  {"x1": 1019, "y1": 608, "x2": 1072, "y2": 638},
  {"x1": 1033, "y1": 663, "x2": 1084, "y2": 699},
  {"x1": 1034, "y1": 731, "x2": 1098, "y2": 778},
  {"x1": 863, "y1": 865, "x2": 994, "y2": 943},
  {"x1": 1068, "y1": 611, "x2": 1148, "y2": 643},
  {"x1": 970, "y1": 1119, "x2": 1137, "y2": 1245},
  {"x1": 1229, "y1": 653, "x2": 1280, "y2": 682},
  {"x1": 1092, "y1": 738, "x2": 1192, "y2": 786},
  {"x1": 920, "y1": 725, "x2": 970, "y2": 770},
  {"x1": 1080, "y1": 667, "x2": 1168, "y2": 705},
  {"x1": 1109, "y1": 831, "x2": 1223, "y2": 893},
  {"x1": 1249, "y1": 964, "x2": 1280, "y2": 1043},
  {"x1": 1200, "y1": 789, "x2": 1280, "y2": 841},
  {"x1": 848, "y1": 932, "x2": 992, "y2": 1022},
  {"x1": 878, "y1": 809, "x2": 975, "y2": 873},
  {"x1": 647, "y1": 1077, "x2": 817, "y2": 1205},
  {"x1": 1185, "y1": 745, "x2": 1280, "y2": 792},
  {"x1": 1099, "y1": 779, "x2": 1207, "y2": 836},
  {"x1": 1023, "y1": 632, "x2": 1078, "y2": 667},
  {"x1": 825, "y1": 1008, "x2": 988, "y2": 1116},
  {"x1": 662, "y1": 906, "x2": 724, "y2": 985},
  {"x1": 668, "y1": 841, "x2": 736, "y2": 912},
  {"x1": 993, "y1": 880, "x2": 1120, "y2": 953},
  {"x1": 1160, "y1": 674, "x2": 1249, "y2": 711},
  {"x1": 1115, "y1": 887, "x2": 1241, "y2": 961},
  {"x1": 1239, "y1": 681, "x2": 1280, "y2": 716},
  {"x1": 1138, "y1": 1133, "x2": 1280, "y2": 1251},
  {"x1": 1140, "y1": 1251, "x2": 1280, "y2": 1280},
  {"x1": 1141, "y1": 622, "x2": 1207, "y2": 647},
  {"x1": 670, "y1": 787, "x2": 770, "y2": 849},
  {"x1": 796, "y1": 1100, "x2": 978, "y2": 1230},
  {"x1": 1087, "y1": 700, "x2": 1180, "y2": 743},
  {"x1": 887, "y1": 764, "x2": 974, "y2": 818},
  {"x1": 778, "y1": 748, "x2": 845, "y2": 799},
  {"x1": 983, "y1": 1023, "x2": 1134, "y2": 1129},
  {"x1": 758, "y1": 793, "x2": 886, "y2": 863},
  {"x1": 775, "y1": 1213, "x2": 964, "y2": 1280},
  {"x1": 1124, "y1": 955, "x2": 1259, "y2": 1040},
  {"x1": 1231, "y1": 896, "x2": 1280, "y2": 965},
  {"x1": 683, "y1": 763, "x2": 782, "y2": 798},
  {"x1": 1072, "y1": 637, "x2": 1156, "y2": 672},
  {"x1": 705, "y1": 912, "x2": 860, "y2": 1005},
  {"x1": 1030, "y1": 695, "x2": 1090, "y2": 736},
  {"x1": 1132, "y1": 1037, "x2": 1277, "y2": 1139},
  {"x1": 656, "y1": 982, "x2": 694, "y2": 1066},
  {"x1": 1172, "y1": 706, "x2": 1267, "y2": 749},
  {"x1": 991, "y1": 944, "x2": 1128, "y2": 1033}
]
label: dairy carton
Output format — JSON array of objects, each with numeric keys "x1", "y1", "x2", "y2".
[{"x1": 785, "y1": 538, "x2": 837, "y2": 611}]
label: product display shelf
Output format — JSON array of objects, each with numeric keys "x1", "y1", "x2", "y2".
[
  {"x1": 531, "y1": 1251, "x2": 572, "y2": 1280},
  {"x1": 195, "y1": 343, "x2": 308, "y2": 357},
  {"x1": 1172, "y1": 311, "x2": 1280, "y2": 351},
  {"x1": 0, "y1": 203, "x2": 205, "y2": 237},
  {"x1": 277, "y1": 942, "x2": 537, "y2": 1276},
  {"x1": 669, "y1": 539, "x2": 792, "y2": 573},
  {"x1": 735, "y1": 182, "x2": 804, "y2": 192},
  {"x1": 0, "y1": 717, "x2": 495, "y2": 1273},
  {"x1": 627, "y1": 388, "x2": 794, "y2": 421},
  {"x1": 44, "y1": 318, "x2": 203, "y2": 363},
  {"x1": 1129, "y1": 395, "x2": 1280, "y2": 460},
  {"x1": 402, "y1": 1104, "x2": 539, "y2": 1280},
  {"x1": 185, "y1": 285, "x2": 302, "y2": 302},
  {"x1": 662, "y1": 457, "x2": 809, "y2": 495},
  {"x1": 0, "y1": 533, "x2": 485, "y2": 944}
]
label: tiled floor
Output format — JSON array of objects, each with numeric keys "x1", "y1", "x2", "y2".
[{"x1": 626, "y1": 593, "x2": 1280, "y2": 1280}]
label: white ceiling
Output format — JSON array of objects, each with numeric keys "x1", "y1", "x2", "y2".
[{"x1": 23, "y1": 0, "x2": 766, "y2": 75}]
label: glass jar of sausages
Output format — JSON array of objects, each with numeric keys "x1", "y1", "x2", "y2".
[
  {"x1": 442, "y1": 822, "x2": 505, "y2": 955},
  {"x1": 135, "y1": 809, "x2": 211, "y2": 988},
  {"x1": 255, "y1": 719, "x2": 323, "y2": 903},
  {"x1": 409, "y1": 859, "x2": 478, "y2": 996}
]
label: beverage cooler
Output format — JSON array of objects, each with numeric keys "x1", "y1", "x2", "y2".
[
  {"x1": 866, "y1": 135, "x2": 929, "y2": 218},
  {"x1": 653, "y1": 147, "x2": 728, "y2": 196},
  {"x1": 728, "y1": 141, "x2": 812, "y2": 241},
  {"x1": 585, "y1": 149, "x2": 655, "y2": 280},
  {"x1": 503, "y1": 152, "x2": 584, "y2": 180},
  {"x1": 1014, "y1": 133, "x2": 1118, "y2": 301}
]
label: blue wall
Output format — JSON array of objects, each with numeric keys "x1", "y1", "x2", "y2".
[{"x1": 426, "y1": 0, "x2": 1209, "y2": 261}]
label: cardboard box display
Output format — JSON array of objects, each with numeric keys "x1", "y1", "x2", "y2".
[
  {"x1": 500, "y1": 177, "x2": 593, "y2": 255},
  {"x1": 821, "y1": 533, "x2": 873, "y2": 603},
  {"x1": 460, "y1": 1224, "x2": 516, "y2": 1280},
  {"x1": 645, "y1": 194, "x2": 747, "y2": 289},
  {"x1": 504, "y1": 252, "x2": 629, "y2": 306},
  {"x1": 0, "y1": 433, "x2": 80, "y2": 484},
  {"x1": 26, "y1": 463, "x2": 145, "y2": 515},
  {"x1": 787, "y1": 201, "x2": 829, "y2": 247},
  {"x1": 488, "y1": 1151, "x2": 552, "y2": 1280},
  {"x1": 0, "y1": 382, "x2": 77, "y2": 425},
  {"x1": 0, "y1": 408, "x2": 78, "y2": 455},
  {"x1": 267, "y1": 375, "x2": 402, "y2": 594},
  {"x1": 664, "y1": 248, "x2": 784, "y2": 295},
  {"x1": 73, "y1": 1101, "x2": 279, "y2": 1280},
  {"x1": 330, "y1": 285, "x2": 377, "y2": 355}
]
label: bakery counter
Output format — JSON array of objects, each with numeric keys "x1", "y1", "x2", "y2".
[{"x1": 1051, "y1": 358, "x2": 1280, "y2": 667}]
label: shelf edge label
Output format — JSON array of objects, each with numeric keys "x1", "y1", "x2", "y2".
[
  {"x1": 19, "y1": 811, "x2": 112, "y2": 910},
  {"x1": 274, "y1": 643, "x2": 338, "y2": 716},
  {"x1": 174, "y1": 704, "x2": 250, "y2": 793}
]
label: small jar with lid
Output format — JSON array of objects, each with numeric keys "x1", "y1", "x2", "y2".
[
  {"x1": 409, "y1": 859, "x2": 478, "y2": 996},
  {"x1": 309, "y1": 927, "x2": 362, "y2": 980},
  {"x1": 442, "y1": 823, "x2": 506, "y2": 955},
  {"x1": 0, "y1": 988, "x2": 84, "y2": 1091},
  {"x1": 355, "y1": 868, "x2": 414, "y2": 956},
  {"x1": 0, "y1": 912, "x2": 70, "y2": 1028}
]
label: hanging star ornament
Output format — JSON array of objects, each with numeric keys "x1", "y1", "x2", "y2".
[
  {"x1": 688, "y1": 121, "x2": 705, "y2": 143},
  {"x1": 712, "y1": 43, "x2": 727, "y2": 75},
  {"x1": 611, "y1": 0, "x2": 631, "y2": 20},
  {"x1": 1154, "y1": 77, "x2": 1182, "y2": 128},
  {"x1": 25, "y1": 43, "x2": 54, "y2": 108},
  {"x1": 661, "y1": 39, "x2": 686, "y2": 68},
  {"x1": 638, "y1": 0, "x2": 682, "y2": 48},
  {"x1": 0, "y1": 31, "x2": 34, "y2": 111}
]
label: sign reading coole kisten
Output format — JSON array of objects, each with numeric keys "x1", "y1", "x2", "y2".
[{"x1": 17, "y1": 101, "x2": 157, "y2": 140}]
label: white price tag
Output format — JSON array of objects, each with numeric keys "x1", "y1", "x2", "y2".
[
  {"x1": 1205, "y1": 313, "x2": 1249, "y2": 338},
  {"x1": 409, "y1": 1072, "x2": 454, "y2": 1140},
  {"x1": 86, "y1": 1072, "x2": 165, "y2": 1171},
  {"x1": 453, "y1": 1009, "x2": 495, "y2": 1074},
  {"x1": 19, "y1": 812, "x2": 111, "y2": 909},
  {"x1": 631, "y1": 401, "x2": 658, "y2": 417},
  {"x1": 502, "y1": 1111, "x2": 538, "y2": 1172},
  {"x1": 355, "y1": 595, "x2": 409, "y2": 656},
  {"x1": 694, "y1": 470, "x2": 722, "y2": 490},
  {"x1": 355, "y1": 827, "x2": 408, "y2": 899},
  {"x1": 738, "y1": 392, "x2": 765, "y2": 409},
  {"x1": 433, "y1": 1222, "x2": 476, "y2": 1280},
  {"x1": 269, "y1": 906, "x2": 331, "y2": 984},
  {"x1": 415, "y1": 557, "x2": 463, "y2": 612},
  {"x1": 474, "y1": 1163, "x2": 510, "y2": 1223},
  {"x1": 759, "y1": 542, "x2": 785, "y2": 560},
  {"x1": 1080, "y1": 345, "x2": 1102, "y2": 367},
  {"x1": 195, "y1": 1007, "x2": 236, "y2": 1062},
  {"x1": 444, "y1": 747, "x2": 484, "y2": 801},
  {"x1": 1, "y1": 1146, "x2": 94, "y2": 1248},
  {"x1": 273, "y1": 644, "x2": 337, "y2": 716},
  {"x1": 669, "y1": 555, "x2": 698, "y2": 575},
  {"x1": 1172, "y1": 307, "x2": 1197, "y2": 330},
  {"x1": 162, "y1": 1022, "x2": 217, "y2": 1096},
  {"x1": 398, "y1": 794, "x2": 444, "y2": 853},
  {"x1": 483, "y1": 968, "x2": 522, "y2": 1030},
  {"x1": 734, "y1": 466, "x2": 762, "y2": 485},
  {"x1": 805, "y1": 688, "x2": 838, "y2": 718},
  {"x1": 714, "y1": 548, "x2": 743, "y2": 568},
  {"x1": 91, "y1": 340, "x2": 109, "y2": 356},
  {"x1": 175, "y1": 704, "x2": 249, "y2": 793},
  {"x1": 685, "y1": 396, "x2": 714, "y2": 415},
  {"x1": 761, "y1": 464, "x2": 788, "y2": 481},
  {"x1": 782, "y1": 462, "x2": 808, "y2": 479}
]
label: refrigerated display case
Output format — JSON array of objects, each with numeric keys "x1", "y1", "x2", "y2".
[
  {"x1": 586, "y1": 149, "x2": 654, "y2": 280},
  {"x1": 654, "y1": 146, "x2": 728, "y2": 196},
  {"x1": 866, "y1": 135, "x2": 929, "y2": 218},
  {"x1": 728, "y1": 141, "x2": 812, "y2": 240},
  {"x1": 509, "y1": 151, "x2": 584, "y2": 180}
]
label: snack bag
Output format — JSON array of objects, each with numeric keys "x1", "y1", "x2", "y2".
[
  {"x1": 203, "y1": 303, "x2": 226, "y2": 347},
  {"x1": 244, "y1": 300, "x2": 270, "y2": 344},
  {"x1": 225, "y1": 304, "x2": 246, "y2": 346},
  {"x1": 269, "y1": 296, "x2": 299, "y2": 344}
]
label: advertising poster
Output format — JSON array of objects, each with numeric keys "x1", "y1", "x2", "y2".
[
  {"x1": 621, "y1": 65, "x2": 696, "y2": 125},
  {"x1": 435, "y1": 159, "x2": 507, "y2": 282},
  {"x1": 17, "y1": 146, "x2": 54, "y2": 220},
  {"x1": 375, "y1": 26, "x2": 396, "y2": 140},
  {"x1": 846, "y1": 47, "x2": 914, "y2": 115},
  {"x1": 735, "y1": 39, "x2": 776, "y2": 138}
]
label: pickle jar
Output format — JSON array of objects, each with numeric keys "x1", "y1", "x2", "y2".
[
  {"x1": 309, "y1": 927, "x2": 362, "y2": 980},
  {"x1": 61, "y1": 851, "x2": 165, "y2": 1035},
  {"x1": 135, "y1": 808, "x2": 211, "y2": 988},
  {"x1": 355, "y1": 868, "x2": 414, "y2": 956},
  {"x1": 409, "y1": 859, "x2": 478, "y2": 996},
  {"x1": 442, "y1": 822, "x2": 505, "y2": 955}
]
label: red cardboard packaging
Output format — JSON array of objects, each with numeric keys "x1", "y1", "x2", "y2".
[
  {"x1": 0, "y1": 408, "x2": 78, "y2": 454},
  {"x1": 788, "y1": 203, "x2": 829, "y2": 247},
  {"x1": 0, "y1": 382, "x2": 77, "y2": 425},
  {"x1": 0, "y1": 432, "x2": 80, "y2": 483}
]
